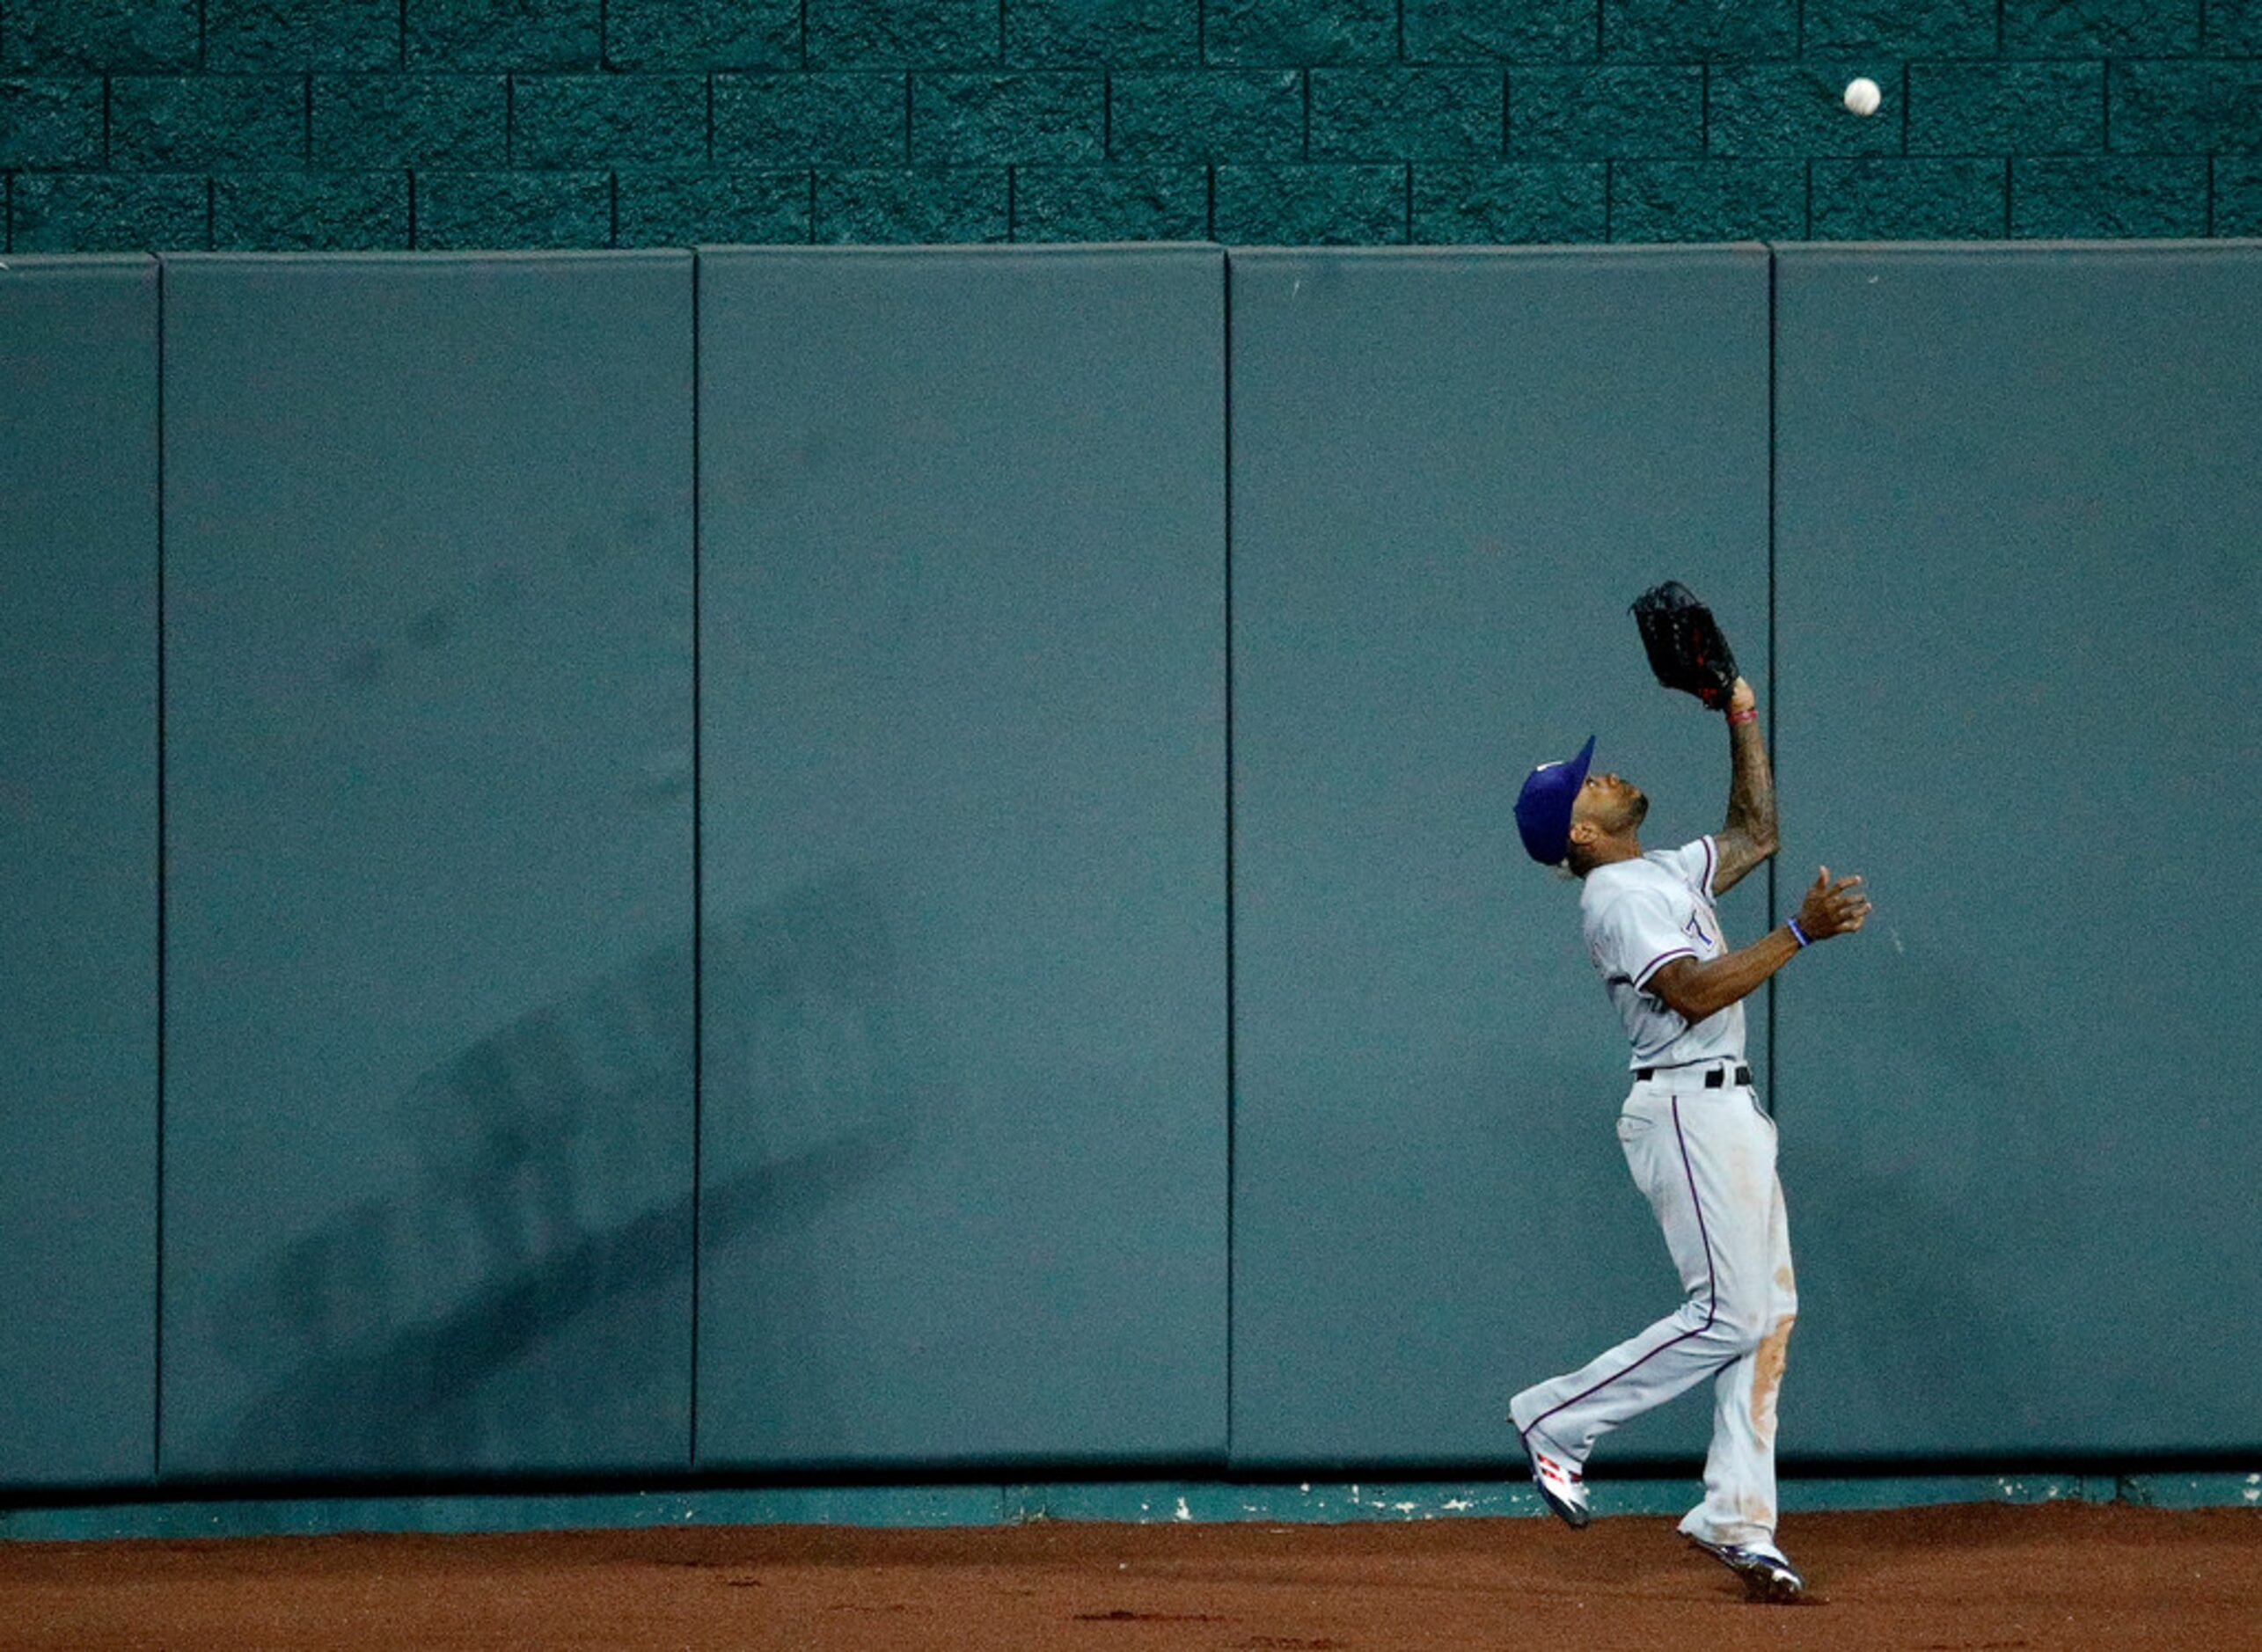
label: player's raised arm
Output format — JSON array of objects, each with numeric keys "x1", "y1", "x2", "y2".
[{"x1": 1710, "y1": 676, "x2": 1777, "y2": 895}]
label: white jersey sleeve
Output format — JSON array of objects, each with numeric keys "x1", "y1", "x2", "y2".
[{"x1": 1655, "y1": 835, "x2": 1718, "y2": 903}]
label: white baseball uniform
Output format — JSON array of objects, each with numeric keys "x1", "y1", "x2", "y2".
[{"x1": 1510, "y1": 835, "x2": 1797, "y2": 1549}]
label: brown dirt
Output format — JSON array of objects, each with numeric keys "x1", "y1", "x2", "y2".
[{"x1": 2, "y1": 1502, "x2": 2257, "y2": 1650}]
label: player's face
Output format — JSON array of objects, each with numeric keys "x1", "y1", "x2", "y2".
[{"x1": 1575, "y1": 771, "x2": 1648, "y2": 834}]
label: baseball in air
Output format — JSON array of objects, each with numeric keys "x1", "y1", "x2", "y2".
[{"x1": 1843, "y1": 77, "x2": 1883, "y2": 116}]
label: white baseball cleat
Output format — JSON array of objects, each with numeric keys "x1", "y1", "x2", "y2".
[
  {"x1": 1687, "y1": 1535, "x2": 1806, "y2": 1603},
  {"x1": 1519, "y1": 1434, "x2": 1591, "y2": 1530}
]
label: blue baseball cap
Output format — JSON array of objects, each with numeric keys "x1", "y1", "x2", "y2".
[{"x1": 1515, "y1": 735, "x2": 1596, "y2": 865}]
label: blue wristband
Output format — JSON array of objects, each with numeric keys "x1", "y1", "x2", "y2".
[{"x1": 1787, "y1": 918, "x2": 1812, "y2": 949}]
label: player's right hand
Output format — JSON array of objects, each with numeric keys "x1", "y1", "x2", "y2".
[{"x1": 1797, "y1": 866, "x2": 1871, "y2": 940}]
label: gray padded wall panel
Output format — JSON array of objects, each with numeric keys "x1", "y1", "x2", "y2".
[
  {"x1": 0, "y1": 258, "x2": 160, "y2": 1488},
  {"x1": 1775, "y1": 244, "x2": 2262, "y2": 1458},
  {"x1": 696, "y1": 247, "x2": 1228, "y2": 1469},
  {"x1": 1230, "y1": 248, "x2": 1772, "y2": 1469},
  {"x1": 161, "y1": 253, "x2": 695, "y2": 1480}
]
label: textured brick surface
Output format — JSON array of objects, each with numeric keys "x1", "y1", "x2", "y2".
[
  {"x1": 1910, "y1": 62, "x2": 2106, "y2": 156},
  {"x1": 212, "y1": 169, "x2": 408, "y2": 247},
  {"x1": 1511, "y1": 65, "x2": 1701, "y2": 157},
  {"x1": 1410, "y1": 159, "x2": 1605, "y2": 240},
  {"x1": 815, "y1": 165, "x2": 1008, "y2": 239},
  {"x1": 2212, "y1": 2, "x2": 2262, "y2": 55},
  {"x1": 1402, "y1": 0, "x2": 1598, "y2": 65},
  {"x1": 1709, "y1": 63, "x2": 1904, "y2": 157},
  {"x1": 1204, "y1": 0, "x2": 1397, "y2": 65},
  {"x1": 313, "y1": 76, "x2": 508, "y2": 168},
  {"x1": 1609, "y1": 157, "x2": 1804, "y2": 238},
  {"x1": 1810, "y1": 156, "x2": 2007, "y2": 237},
  {"x1": 1111, "y1": 70, "x2": 1304, "y2": 160},
  {"x1": 809, "y1": 0, "x2": 998, "y2": 68},
  {"x1": 1603, "y1": 0, "x2": 1796, "y2": 59},
  {"x1": 0, "y1": 77, "x2": 106, "y2": 168},
  {"x1": 615, "y1": 168, "x2": 809, "y2": 243},
  {"x1": 1803, "y1": 0, "x2": 1995, "y2": 56},
  {"x1": 2215, "y1": 154, "x2": 2262, "y2": 230},
  {"x1": 604, "y1": 0, "x2": 801, "y2": 70},
  {"x1": 1010, "y1": 163, "x2": 1209, "y2": 238},
  {"x1": 1212, "y1": 161, "x2": 1404, "y2": 241},
  {"x1": 1003, "y1": 0, "x2": 1199, "y2": 67},
  {"x1": 714, "y1": 73, "x2": 906, "y2": 165},
  {"x1": 911, "y1": 72, "x2": 1104, "y2": 164},
  {"x1": 2003, "y1": 0, "x2": 2199, "y2": 58},
  {"x1": 2012, "y1": 156, "x2": 2209, "y2": 236},
  {"x1": 10, "y1": 170, "x2": 207, "y2": 249},
  {"x1": 414, "y1": 167, "x2": 611, "y2": 245},
  {"x1": 406, "y1": 0, "x2": 601, "y2": 71},
  {"x1": 1, "y1": 0, "x2": 2254, "y2": 250},
  {"x1": 1310, "y1": 69, "x2": 1504, "y2": 160},
  {"x1": 111, "y1": 77, "x2": 307, "y2": 169},
  {"x1": 2111, "y1": 61, "x2": 2262, "y2": 154},
  {"x1": 511, "y1": 73, "x2": 708, "y2": 169},
  {"x1": 203, "y1": 0, "x2": 400, "y2": 71},
  {"x1": 0, "y1": 1, "x2": 199, "y2": 72}
]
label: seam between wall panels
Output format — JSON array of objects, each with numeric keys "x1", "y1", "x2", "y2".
[
  {"x1": 1220, "y1": 248, "x2": 1236, "y2": 1464},
  {"x1": 1764, "y1": 244, "x2": 1779, "y2": 1121},
  {"x1": 152, "y1": 253, "x2": 169, "y2": 1480},
  {"x1": 688, "y1": 252, "x2": 703, "y2": 1473}
]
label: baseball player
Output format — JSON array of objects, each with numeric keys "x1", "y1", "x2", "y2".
[{"x1": 1508, "y1": 673, "x2": 1870, "y2": 1603}]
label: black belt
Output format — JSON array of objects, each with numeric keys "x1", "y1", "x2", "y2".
[{"x1": 1636, "y1": 1064, "x2": 1753, "y2": 1087}]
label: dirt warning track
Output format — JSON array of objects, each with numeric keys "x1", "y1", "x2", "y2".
[{"x1": 4, "y1": 1501, "x2": 2257, "y2": 1650}]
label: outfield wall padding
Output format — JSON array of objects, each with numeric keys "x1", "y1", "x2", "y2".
[
  {"x1": 1772, "y1": 243, "x2": 2262, "y2": 1460},
  {"x1": 0, "y1": 256, "x2": 161, "y2": 1488},
  {"x1": 693, "y1": 246, "x2": 1231, "y2": 1470},
  {"x1": 1225, "y1": 247, "x2": 1773, "y2": 1469},
  {"x1": 157, "y1": 253, "x2": 698, "y2": 1480},
  {"x1": 0, "y1": 243, "x2": 2255, "y2": 1496}
]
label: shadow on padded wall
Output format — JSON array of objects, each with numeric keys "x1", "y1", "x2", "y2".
[{"x1": 199, "y1": 867, "x2": 942, "y2": 1478}]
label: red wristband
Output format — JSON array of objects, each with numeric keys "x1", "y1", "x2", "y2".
[{"x1": 1728, "y1": 705, "x2": 1758, "y2": 725}]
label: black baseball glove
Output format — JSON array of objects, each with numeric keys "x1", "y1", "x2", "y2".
[{"x1": 1629, "y1": 581, "x2": 1739, "y2": 711}]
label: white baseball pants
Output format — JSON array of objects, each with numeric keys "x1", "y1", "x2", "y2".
[{"x1": 1510, "y1": 1065, "x2": 1798, "y2": 1548}]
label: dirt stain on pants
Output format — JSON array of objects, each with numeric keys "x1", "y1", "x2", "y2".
[{"x1": 1751, "y1": 1314, "x2": 1796, "y2": 1446}]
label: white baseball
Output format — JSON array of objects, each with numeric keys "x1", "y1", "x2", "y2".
[{"x1": 1843, "y1": 77, "x2": 1883, "y2": 117}]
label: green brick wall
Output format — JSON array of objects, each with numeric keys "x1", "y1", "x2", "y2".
[{"x1": 3, "y1": 1, "x2": 2258, "y2": 250}]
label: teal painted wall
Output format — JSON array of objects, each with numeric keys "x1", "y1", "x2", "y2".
[
  {"x1": 159, "y1": 252, "x2": 697, "y2": 1480},
  {"x1": 1227, "y1": 246, "x2": 1770, "y2": 1468},
  {"x1": 693, "y1": 247, "x2": 1228, "y2": 1471},
  {"x1": 1772, "y1": 244, "x2": 2262, "y2": 1457},
  {"x1": 0, "y1": 241, "x2": 2258, "y2": 1497},
  {"x1": 4, "y1": 2, "x2": 2261, "y2": 251},
  {"x1": 0, "y1": 257, "x2": 159, "y2": 1488}
]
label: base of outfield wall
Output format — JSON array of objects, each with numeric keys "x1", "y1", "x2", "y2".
[{"x1": 2, "y1": 1472, "x2": 2257, "y2": 1542}]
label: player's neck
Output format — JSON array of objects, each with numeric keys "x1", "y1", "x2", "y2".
[{"x1": 1570, "y1": 835, "x2": 1642, "y2": 876}]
